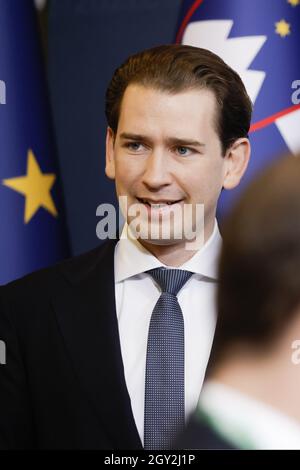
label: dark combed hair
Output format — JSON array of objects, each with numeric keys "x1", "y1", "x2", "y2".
[
  {"x1": 105, "y1": 44, "x2": 252, "y2": 155},
  {"x1": 209, "y1": 155, "x2": 300, "y2": 370}
]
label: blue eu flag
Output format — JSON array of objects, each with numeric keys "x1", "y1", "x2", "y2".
[
  {"x1": 177, "y1": 0, "x2": 300, "y2": 215},
  {"x1": 0, "y1": 0, "x2": 69, "y2": 285}
]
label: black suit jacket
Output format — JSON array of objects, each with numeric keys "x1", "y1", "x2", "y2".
[
  {"x1": 177, "y1": 414, "x2": 237, "y2": 450},
  {"x1": 0, "y1": 240, "x2": 143, "y2": 449}
]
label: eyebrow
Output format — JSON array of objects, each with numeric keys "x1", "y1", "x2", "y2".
[{"x1": 119, "y1": 132, "x2": 206, "y2": 148}]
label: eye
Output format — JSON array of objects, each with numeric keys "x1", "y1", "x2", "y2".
[
  {"x1": 126, "y1": 142, "x2": 143, "y2": 151},
  {"x1": 176, "y1": 146, "x2": 191, "y2": 156}
]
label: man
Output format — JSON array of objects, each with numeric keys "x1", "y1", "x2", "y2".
[
  {"x1": 180, "y1": 155, "x2": 300, "y2": 450},
  {"x1": 0, "y1": 44, "x2": 251, "y2": 449}
]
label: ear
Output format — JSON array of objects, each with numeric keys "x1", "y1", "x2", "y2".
[
  {"x1": 223, "y1": 138, "x2": 251, "y2": 190},
  {"x1": 105, "y1": 127, "x2": 116, "y2": 180}
]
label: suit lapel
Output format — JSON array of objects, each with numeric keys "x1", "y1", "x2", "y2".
[{"x1": 52, "y1": 240, "x2": 142, "y2": 449}]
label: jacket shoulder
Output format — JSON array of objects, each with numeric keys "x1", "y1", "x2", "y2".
[{"x1": 0, "y1": 239, "x2": 117, "y2": 302}]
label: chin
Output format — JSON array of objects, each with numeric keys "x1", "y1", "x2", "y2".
[
  {"x1": 132, "y1": 221, "x2": 187, "y2": 246},
  {"x1": 141, "y1": 237, "x2": 182, "y2": 247}
]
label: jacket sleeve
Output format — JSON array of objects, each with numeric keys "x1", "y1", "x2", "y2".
[{"x1": 0, "y1": 286, "x2": 35, "y2": 449}]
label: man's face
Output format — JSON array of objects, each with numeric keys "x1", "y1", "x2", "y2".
[{"x1": 106, "y1": 84, "x2": 238, "y2": 249}]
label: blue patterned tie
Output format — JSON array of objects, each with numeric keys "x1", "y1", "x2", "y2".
[{"x1": 144, "y1": 267, "x2": 193, "y2": 450}]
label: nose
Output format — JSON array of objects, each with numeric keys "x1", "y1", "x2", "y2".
[{"x1": 142, "y1": 150, "x2": 172, "y2": 190}]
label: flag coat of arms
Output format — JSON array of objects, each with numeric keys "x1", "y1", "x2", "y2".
[{"x1": 176, "y1": 0, "x2": 300, "y2": 214}]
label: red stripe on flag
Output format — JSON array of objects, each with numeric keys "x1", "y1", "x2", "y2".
[
  {"x1": 175, "y1": 3, "x2": 300, "y2": 136},
  {"x1": 250, "y1": 104, "x2": 300, "y2": 133},
  {"x1": 175, "y1": 0, "x2": 204, "y2": 44}
]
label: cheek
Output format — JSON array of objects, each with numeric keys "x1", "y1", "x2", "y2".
[
  {"x1": 183, "y1": 160, "x2": 225, "y2": 201},
  {"x1": 114, "y1": 161, "x2": 139, "y2": 195}
]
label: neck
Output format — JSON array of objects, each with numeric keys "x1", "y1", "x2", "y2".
[
  {"x1": 210, "y1": 324, "x2": 300, "y2": 423},
  {"x1": 138, "y1": 219, "x2": 215, "y2": 267}
]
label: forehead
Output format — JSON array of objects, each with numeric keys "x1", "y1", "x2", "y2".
[{"x1": 117, "y1": 84, "x2": 218, "y2": 139}]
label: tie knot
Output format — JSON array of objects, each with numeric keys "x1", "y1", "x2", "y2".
[{"x1": 147, "y1": 267, "x2": 193, "y2": 296}]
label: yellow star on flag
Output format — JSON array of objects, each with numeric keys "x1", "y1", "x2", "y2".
[
  {"x1": 275, "y1": 19, "x2": 291, "y2": 37},
  {"x1": 288, "y1": 0, "x2": 299, "y2": 7},
  {"x1": 2, "y1": 149, "x2": 58, "y2": 223}
]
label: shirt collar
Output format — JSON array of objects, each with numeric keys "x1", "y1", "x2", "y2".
[
  {"x1": 114, "y1": 220, "x2": 222, "y2": 283},
  {"x1": 197, "y1": 380, "x2": 300, "y2": 450}
]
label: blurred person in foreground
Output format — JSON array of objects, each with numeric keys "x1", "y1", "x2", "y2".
[{"x1": 179, "y1": 155, "x2": 300, "y2": 450}]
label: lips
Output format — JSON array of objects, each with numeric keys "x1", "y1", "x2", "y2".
[{"x1": 137, "y1": 197, "x2": 183, "y2": 207}]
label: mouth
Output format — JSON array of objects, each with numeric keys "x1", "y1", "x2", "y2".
[
  {"x1": 136, "y1": 197, "x2": 183, "y2": 209},
  {"x1": 137, "y1": 197, "x2": 182, "y2": 209}
]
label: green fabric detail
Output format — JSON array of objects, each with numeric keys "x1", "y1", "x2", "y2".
[{"x1": 196, "y1": 406, "x2": 257, "y2": 450}]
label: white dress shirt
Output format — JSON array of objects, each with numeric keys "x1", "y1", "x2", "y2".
[
  {"x1": 197, "y1": 381, "x2": 300, "y2": 449},
  {"x1": 114, "y1": 221, "x2": 221, "y2": 445}
]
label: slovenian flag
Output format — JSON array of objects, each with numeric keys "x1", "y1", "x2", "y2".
[{"x1": 176, "y1": 0, "x2": 300, "y2": 215}]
